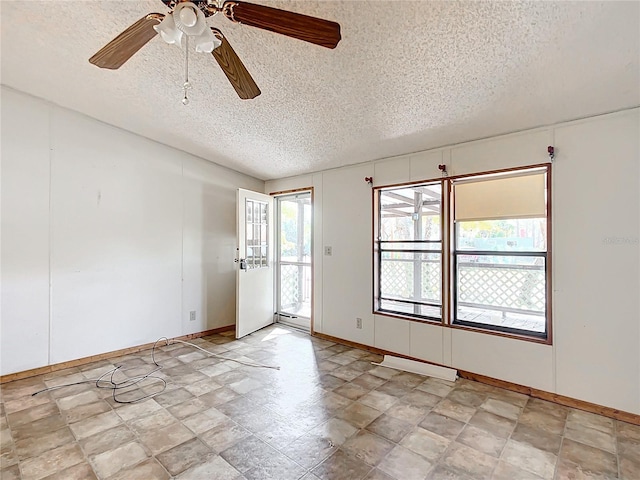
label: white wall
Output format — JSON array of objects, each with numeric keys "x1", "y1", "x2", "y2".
[
  {"x1": 1, "y1": 87, "x2": 263, "y2": 375},
  {"x1": 266, "y1": 108, "x2": 640, "y2": 415}
]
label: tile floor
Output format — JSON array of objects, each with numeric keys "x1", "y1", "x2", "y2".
[{"x1": 1, "y1": 325, "x2": 639, "y2": 480}]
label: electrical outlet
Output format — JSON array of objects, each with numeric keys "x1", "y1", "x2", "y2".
[
  {"x1": 189, "y1": 311, "x2": 196, "y2": 322},
  {"x1": 356, "y1": 317, "x2": 362, "y2": 329},
  {"x1": 324, "y1": 246, "x2": 332, "y2": 256}
]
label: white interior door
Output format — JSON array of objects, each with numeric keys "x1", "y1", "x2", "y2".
[{"x1": 236, "y1": 188, "x2": 274, "y2": 338}]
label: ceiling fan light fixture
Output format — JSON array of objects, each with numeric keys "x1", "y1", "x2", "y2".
[
  {"x1": 178, "y1": 6, "x2": 198, "y2": 28},
  {"x1": 154, "y1": 2, "x2": 219, "y2": 52},
  {"x1": 153, "y1": 12, "x2": 181, "y2": 45},
  {"x1": 194, "y1": 28, "x2": 221, "y2": 53}
]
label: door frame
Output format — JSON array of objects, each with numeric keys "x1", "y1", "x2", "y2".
[{"x1": 270, "y1": 187, "x2": 314, "y2": 333}]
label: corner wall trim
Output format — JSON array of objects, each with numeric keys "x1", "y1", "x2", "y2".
[
  {"x1": 312, "y1": 332, "x2": 640, "y2": 426},
  {"x1": 0, "y1": 325, "x2": 235, "y2": 384}
]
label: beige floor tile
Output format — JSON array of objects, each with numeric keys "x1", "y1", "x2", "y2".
[
  {"x1": 428, "y1": 465, "x2": 475, "y2": 479},
  {"x1": 332, "y1": 366, "x2": 365, "y2": 382},
  {"x1": 80, "y1": 424, "x2": 135, "y2": 457},
  {"x1": 4, "y1": 394, "x2": 52, "y2": 416},
  {"x1": 20, "y1": 443, "x2": 84, "y2": 480},
  {"x1": 107, "y1": 458, "x2": 170, "y2": 480},
  {"x1": 314, "y1": 391, "x2": 353, "y2": 413},
  {"x1": 281, "y1": 431, "x2": 338, "y2": 469},
  {"x1": 89, "y1": 441, "x2": 148, "y2": 479},
  {"x1": 439, "y1": 442, "x2": 497, "y2": 479},
  {"x1": 128, "y1": 409, "x2": 176, "y2": 435},
  {"x1": 567, "y1": 410, "x2": 615, "y2": 434},
  {"x1": 359, "y1": 390, "x2": 399, "y2": 411},
  {"x1": 343, "y1": 430, "x2": 395, "y2": 466},
  {"x1": 335, "y1": 383, "x2": 371, "y2": 401},
  {"x1": 620, "y1": 454, "x2": 640, "y2": 480},
  {"x1": 617, "y1": 421, "x2": 640, "y2": 442},
  {"x1": 61, "y1": 401, "x2": 111, "y2": 424},
  {"x1": 366, "y1": 413, "x2": 413, "y2": 443},
  {"x1": 400, "y1": 427, "x2": 450, "y2": 462},
  {"x1": 524, "y1": 398, "x2": 569, "y2": 421},
  {"x1": 114, "y1": 398, "x2": 162, "y2": 422},
  {"x1": 41, "y1": 462, "x2": 97, "y2": 480},
  {"x1": 309, "y1": 418, "x2": 358, "y2": 446},
  {"x1": 402, "y1": 390, "x2": 442, "y2": 409},
  {"x1": 491, "y1": 460, "x2": 543, "y2": 480},
  {"x1": 14, "y1": 427, "x2": 75, "y2": 459},
  {"x1": 11, "y1": 415, "x2": 67, "y2": 442},
  {"x1": 518, "y1": 408, "x2": 566, "y2": 435},
  {"x1": 1, "y1": 428, "x2": 13, "y2": 449},
  {"x1": 618, "y1": 436, "x2": 640, "y2": 460},
  {"x1": 385, "y1": 402, "x2": 428, "y2": 424},
  {"x1": 69, "y1": 410, "x2": 121, "y2": 439},
  {"x1": 364, "y1": 468, "x2": 396, "y2": 480},
  {"x1": 564, "y1": 423, "x2": 617, "y2": 453},
  {"x1": 456, "y1": 424, "x2": 506, "y2": 458},
  {"x1": 416, "y1": 379, "x2": 454, "y2": 398},
  {"x1": 378, "y1": 445, "x2": 431, "y2": 480},
  {"x1": 468, "y1": 410, "x2": 515, "y2": 438},
  {"x1": 56, "y1": 390, "x2": 100, "y2": 411},
  {"x1": 244, "y1": 450, "x2": 307, "y2": 479},
  {"x1": 0, "y1": 465, "x2": 21, "y2": 480},
  {"x1": 446, "y1": 389, "x2": 486, "y2": 408},
  {"x1": 419, "y1": 412, "x2": 465, "y2": 440},
  {"x1": 368, "y1": 367, "x2": 400, "y2": 380},
  {"x1": 312, "y1": 449, "x2": 373, "y2": 480},
  {"x1": 1, "y1": 448, "x2": 18, "y2": 470},
  {"x1": 432, "y1": 400, "x2": 476, "y2": 424},
  {"x1": 510, "y1": 423, "x2": 562, "y2": 455},
  {"x1": 480, "y1": 398, "x2": 521, "y2": 420},
  {"x1": 138, "y1": 422, "x2": 195, "y2": 455},
  {"x1": 157, "y1": 437, "x2": 213, "y2": 476},
  {"x1": 6, "y1": 403, "x2": 59, "y2": 428},
  {"x1": 352, "y1": 373, "x2": 387, "y2": 391},
  {"x1": 336, "y1": 402, "x2": 383, "y2": 429},
  {"x1": 200, "y1": 419, "x2": 251, "y2": 453},
  {"x1": 176, "y1": 455, "x2": 241, "y2": 479},
  {"x1": 501, "y1": 439, "x2": 557, "y2": 479},
  {"x1": 559, "y1": 438, "x2": 618, "y2": 478},
  {"x1": 183, "y1": 378, "x2": 223, "y2": 396}
]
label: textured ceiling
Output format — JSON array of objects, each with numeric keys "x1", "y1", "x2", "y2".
[{"x1": 1, "y1": 1, "x2": 638, "y2": 180}]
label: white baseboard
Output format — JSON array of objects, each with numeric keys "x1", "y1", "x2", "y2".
[{"x1": 374, "y1": 355, "x2": 458, "y2": 382}]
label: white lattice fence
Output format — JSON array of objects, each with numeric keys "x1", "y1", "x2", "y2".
[
  {"x1": 458, "y1": 263, "x2": 545, "y2": 312},
  {"x1": 421, "y1": 261, "x2": 441, "y2": 303},
  {"x1": 382, "y1": 261, "x2": 412, "y2": 298},
  {"x1": 382, "y1": 259, "x2": 440, "y2": 302},
  {"x1": 280, "y1": 264, "x2": 299, "y2": 307}
]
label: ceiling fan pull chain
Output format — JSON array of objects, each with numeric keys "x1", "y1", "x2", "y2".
[{"x1": 182, "y1": 35, "x2": 191, "y2": 105}]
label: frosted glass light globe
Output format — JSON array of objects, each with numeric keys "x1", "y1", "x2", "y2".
[{"x1": 179, "y1": 7, "x2": 198, "y2": 28}]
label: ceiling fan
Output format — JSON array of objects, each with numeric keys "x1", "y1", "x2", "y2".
[{"x1": 89, "y1": 0, "x2": 341, "y2": 100}]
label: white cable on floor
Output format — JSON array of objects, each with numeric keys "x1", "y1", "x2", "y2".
[
  {"x1": 31, "y1": 335, "x2": 279, "y2": 403},
  {"x1": 167, "y1": 338, "x2": 280, "y2": 370}
]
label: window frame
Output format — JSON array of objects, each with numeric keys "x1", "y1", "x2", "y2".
[
  {"x1": 373, "y1": 164, "x2": 552, "y2": 344},
  {"x1": 373, "y1": 181, "x2": 445, "y2": 324}
]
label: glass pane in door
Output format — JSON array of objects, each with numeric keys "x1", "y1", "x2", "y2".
[
  {"x1": 278, "y1": 193, "x2": 312, "y2": 320},
  {"x1": 245, "y1": 199, "x2": 268, "y2": 269}
]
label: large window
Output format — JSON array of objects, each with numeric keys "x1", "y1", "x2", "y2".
[
  {"x1": 452, "y1": 169, "x2": 548, "y2": 338},
  {"x1": 375, "y1": 183, "x2": 442, "y2": 321},
  {"x1": 374, "y1": 166, "x2": 551, "y2": 341}
]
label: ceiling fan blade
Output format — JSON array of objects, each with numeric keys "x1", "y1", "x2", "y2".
[
  {"x1": 223, "y1": 1, "x2": 341, "y2": 49},
  {"x1": 211, "y1": 29, "x2": 261, "y2": 100},
  {"x1": 89, "y1": 13, "x2": 164, "y2": 69}
]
